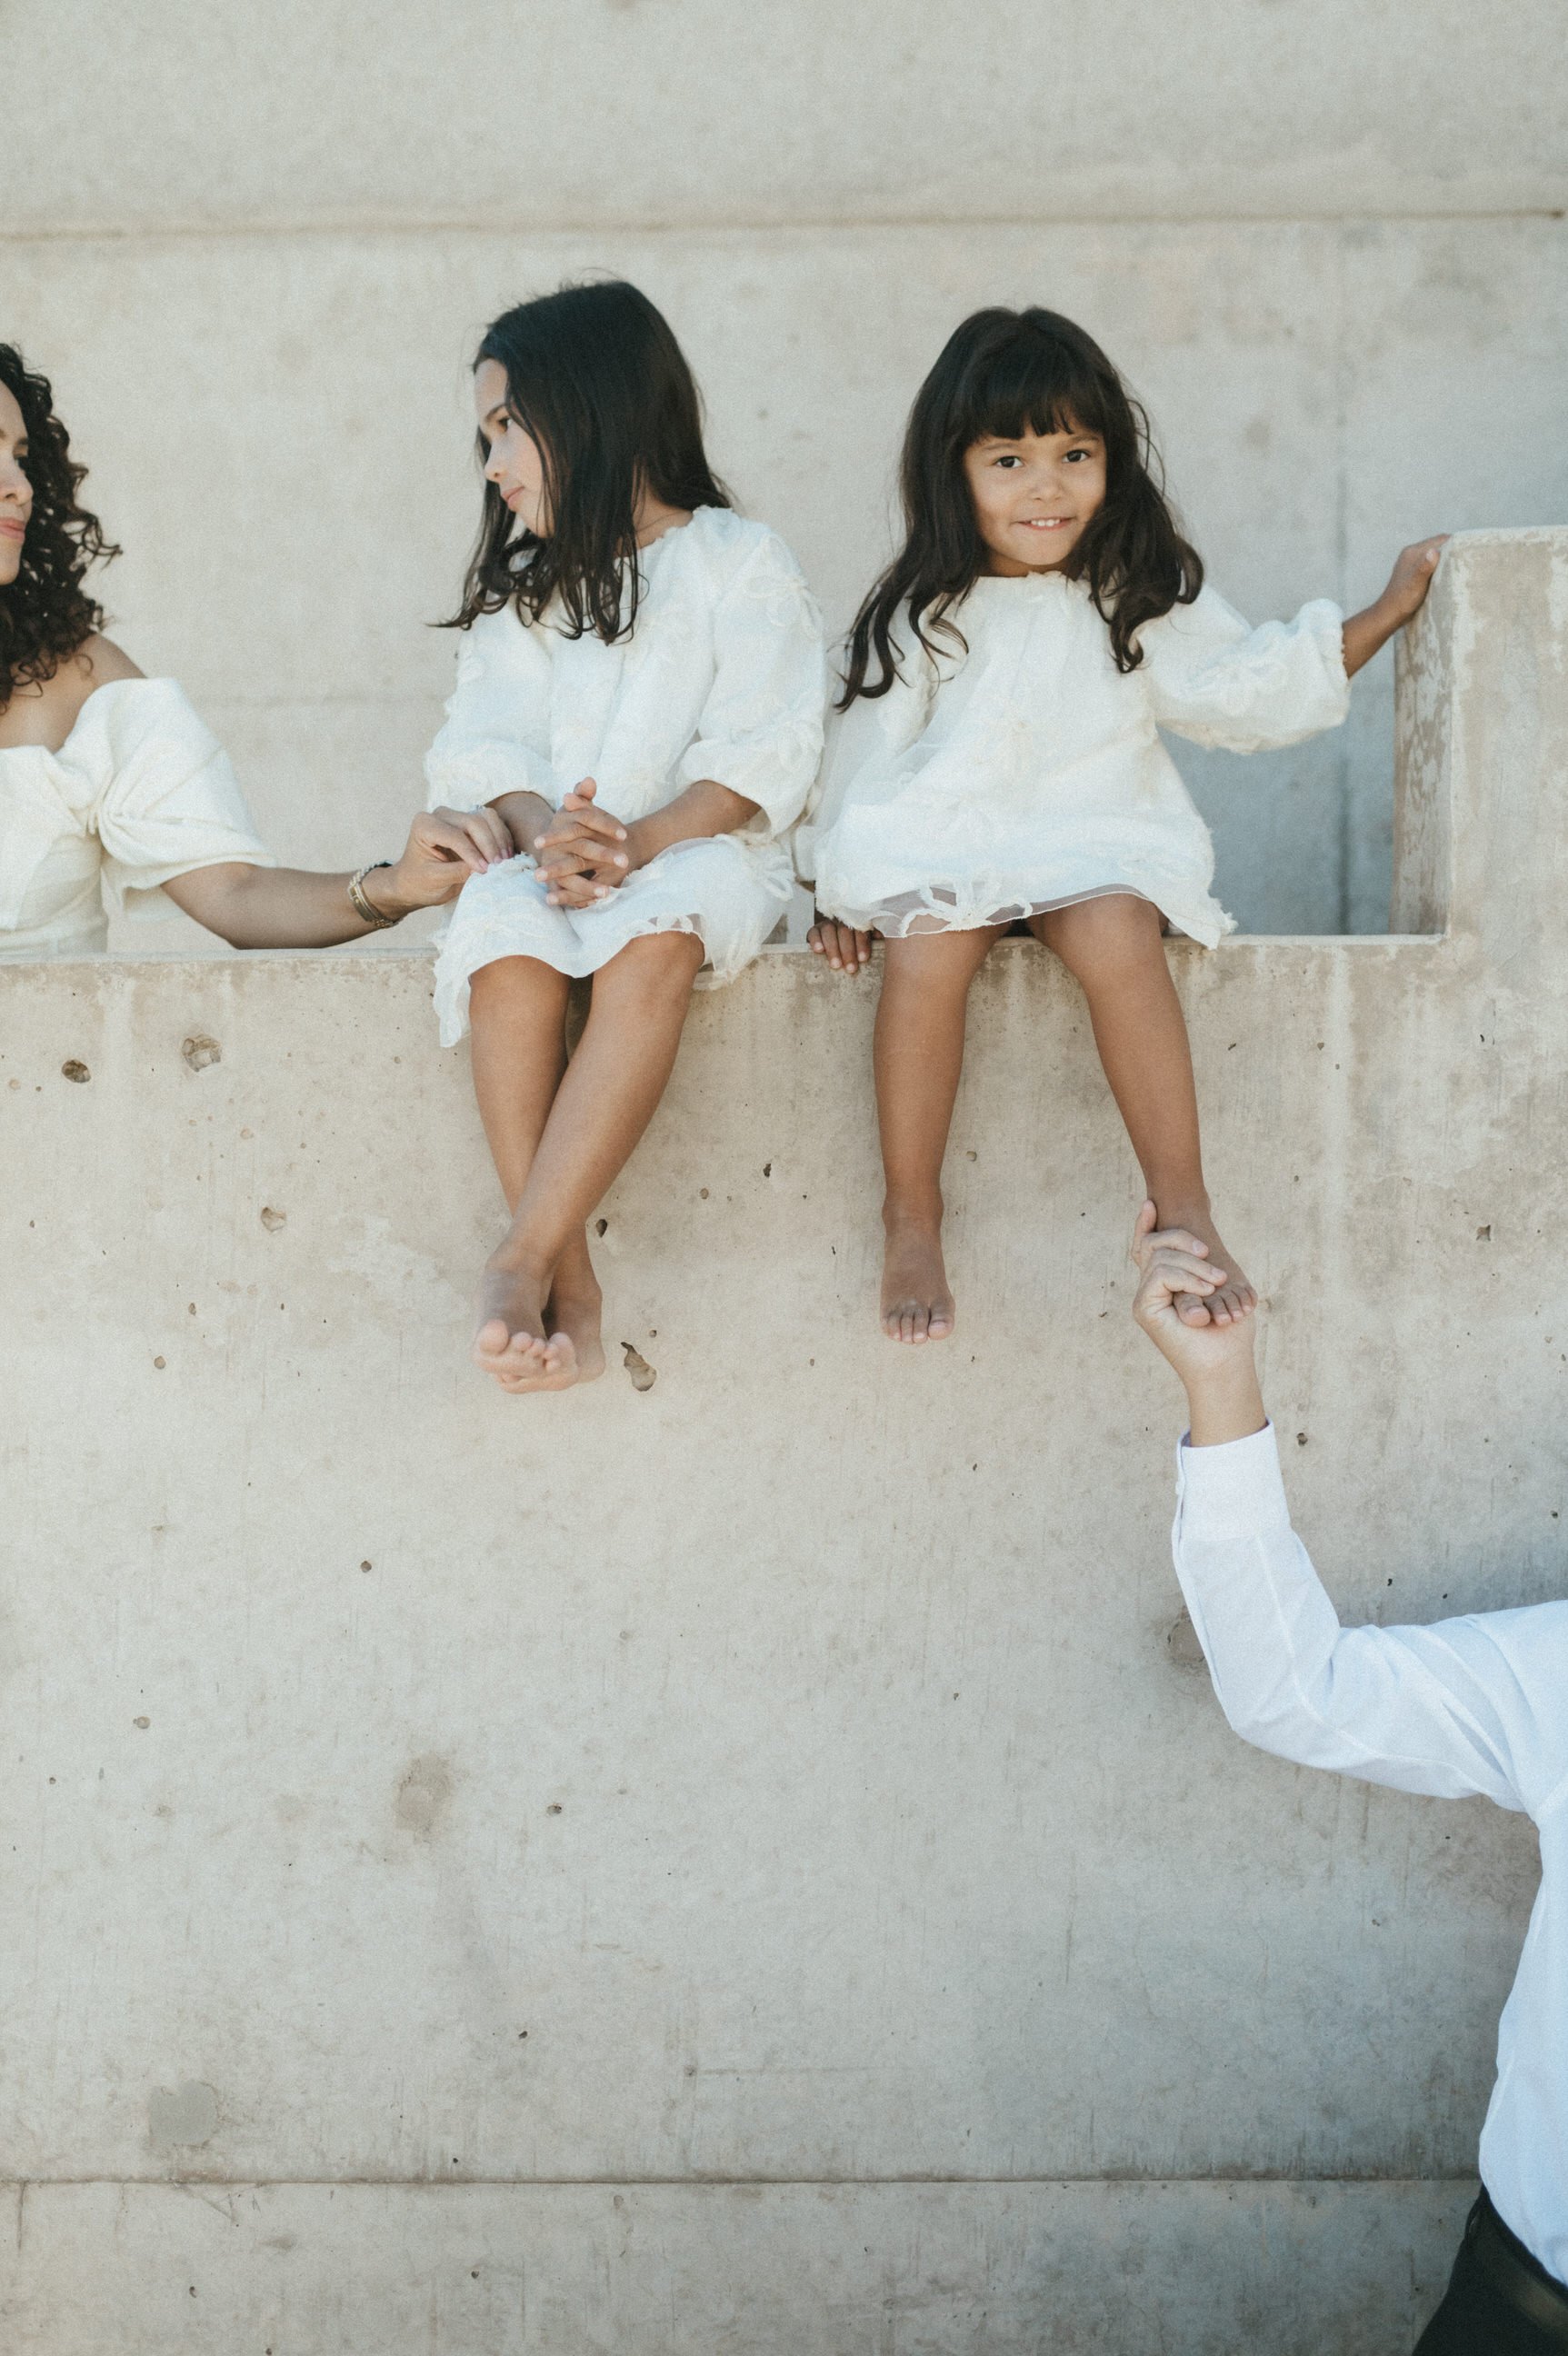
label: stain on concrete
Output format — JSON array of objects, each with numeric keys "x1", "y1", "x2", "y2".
[
  {"x1": 148, "y1": 2081, "x2": 220, "y2": 2149},
  {"x1": 181, "y1": 1035, "x2": 222, "y2": 1073},
  {"x1": 60, "y1": 1060, "x2": 90, "y2": 1083},
  {"x1": 1165, "y1": 1610, "x2": 1207, "y2": 1672},
  {"x1": 394, "y1": 1753, "x2": 454, "y2": 1841},
  {"x1": 259, "y1": 1206, "x2": 286, "y2": 1232},
  {"x1": 622, "y1": 1343, "x2": 656, "y2": 1391}
]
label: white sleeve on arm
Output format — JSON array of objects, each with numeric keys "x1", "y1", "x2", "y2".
[
  {"x1": 423, "y1": 611, "x2": 561, "y2": 816},
  {"x1": 675, "y1": 531, "x2": 826, "y2": 842},
  {"x1": 1142, "y1": 584, "x2": 1350, "y2": 754},
  {"x1": 1173, "y1": 1424, "x2": 1568, "y2": 1816}
]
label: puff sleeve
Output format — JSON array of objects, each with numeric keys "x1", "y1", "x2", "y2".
[
  {"x1": 87, "y1": 682, "x2": 277, "y2": 917},
  {"x1": 1142, "y1": 584, "x2": 1350, "y2": 754},
  {"x1": 674, "y1": 531, "x2": 826, "y2": 841},
  {"x1": 424, "y1": 606, "x2": 562, "y2": 814}
]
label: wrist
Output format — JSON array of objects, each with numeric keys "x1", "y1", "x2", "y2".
[
  {"x1": 1183, "y1": 1358, "x2": 1267, "y2": 1449},
  {"x1": 623, "y1": 816, "x2": 656, "y2": 872},
  {"x1": 355, "y1": 862, "x2": 413, "y2": 923}
]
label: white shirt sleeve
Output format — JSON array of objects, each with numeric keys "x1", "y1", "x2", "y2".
[
  {"x1": 674, "y1": 530, "x2": 826, "y2": 841},
  {"x1": 1141, "y1": 584, "x2": 1351, "y2": 754},
  {"x1": 1173, "y1": 1423, "x2": 1568, "y2": 1818},
  {"x1": 424, "y1": 608, "x2": 561, "y2": 816}
]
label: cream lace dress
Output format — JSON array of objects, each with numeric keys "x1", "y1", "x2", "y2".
[
  {"x1": 0, "y1": 678, "x2": 275, "y2": 957},
  {"x1": 797, "y1": 574, "x2": 1350, "y2": 944},
  {"x1": 426, "y1": 506, "x2": 825, "y2": 1045}
]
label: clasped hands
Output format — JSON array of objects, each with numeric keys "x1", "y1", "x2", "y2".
[{"x1": 533, "y1": 777, "x2": 635, "y2": 909}]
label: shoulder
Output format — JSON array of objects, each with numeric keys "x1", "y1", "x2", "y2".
[
  {"x1": 75, "y1": 634, "x2": 145, "y2": 689},
  {"x1": 685, "y1": 506, "x2": 809, "y2": 593},
  {"x1": 6, "y1": 632, "x2": 144, "y2": 738}
]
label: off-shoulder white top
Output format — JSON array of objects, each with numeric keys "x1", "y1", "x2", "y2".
[
  {"x1": 0, "y1": 677, "x2": 275, "y2": 957},
  {"x1": 798, "y1": 574, "x2": 1350, "y2": 945},
  {"x1": 424, "y1": 505, "x2": 825, "y2": 849}
]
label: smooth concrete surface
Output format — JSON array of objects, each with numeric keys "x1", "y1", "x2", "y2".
[
  {"x1": 5, "y1": 0, "x2": 1567, "y2": 939},
  {"x1": 0, "y1": 534, "x2": 1563, "y2": 2349}
]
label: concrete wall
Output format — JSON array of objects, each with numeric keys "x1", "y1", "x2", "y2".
[
  {"x1": 0, "y1": 530, "x2": 1564, "y2": 2351},
  {"x1": 4, "y1": 2, "x2": 1566, "y2": 941}
]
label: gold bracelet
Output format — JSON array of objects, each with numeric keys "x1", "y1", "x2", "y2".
[{"x1": 347, "y1": 862, "x2": 401, "y2": 929}]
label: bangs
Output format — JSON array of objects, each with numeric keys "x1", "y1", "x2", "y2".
[{"x1": 963, "y1": 334, "x2": 1109, "y2": 447}]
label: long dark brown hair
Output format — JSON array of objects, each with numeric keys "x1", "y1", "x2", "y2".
[
  {"x1": 840, "y1": 306, "x2": 1202, "y2": 706},
  {"x1": 0, "y1": 344, "x2": 120, "y2": 712},
  {"x1": 444, "y1": 280, "x2": 729, "y2": 645}
]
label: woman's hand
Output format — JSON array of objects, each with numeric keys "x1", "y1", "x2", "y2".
[
  {"x1": 534, "y1": 777, "x2": 632, "y2": 909},
  {"x1": 1342, "y1": 537, "x2": 1449, "y2": 677},
  {"x1": 377, "y1": 805, "x2": 514, "y2": 913},
  {"x1": 807, "y1": 914, "x2": 874, "y2": 973},
  {"x1": 1130, "y1": 1203, "x2": 1267, "y2": 1445}
]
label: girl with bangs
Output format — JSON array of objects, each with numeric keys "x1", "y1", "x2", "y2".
[
  {"x1": 429, "y1": 280, "x2": 824, "y2": 1393},
  {"x1": 800, "y1": 305, "x2": 1444, "y2": 1344}
]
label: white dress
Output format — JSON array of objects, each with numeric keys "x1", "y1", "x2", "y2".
[
  {"x1": 798, "y1": 574, "x2": 1350, "y2": 945},
  {"x1": 0, "y1": 677, "x2": 275, "y2": 957},
  {"x1": 426, "y1": 505, "x2": 825, "y2": 1045}
]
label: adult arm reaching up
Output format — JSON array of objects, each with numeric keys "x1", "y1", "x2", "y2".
[{"x1": 1127, "y1": 1201, "x2": 1568, "y2": 2344}]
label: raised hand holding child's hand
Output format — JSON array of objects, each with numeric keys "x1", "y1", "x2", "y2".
[
  {"x1": 1131, "y1": 1203, "x2": 1266, "y2": 1444},
  {"x1": 535, "y1": 777, "x2": 632, "y2": 908},
  {"x1": 807, "y1": 913, "x2": 874, "y2": 973}
]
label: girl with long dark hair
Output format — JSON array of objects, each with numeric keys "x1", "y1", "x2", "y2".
[
  {"x1": 799, "y1": 305, "x2": 1444, "y2": 1344},
  {"x1": 427, "y1": 281, "x2": 824, "y2": 1393},
  {"x1": 0, "y1": 345, "x2": 504, "y2": 957}
]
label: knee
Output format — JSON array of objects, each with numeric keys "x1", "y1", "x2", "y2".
[
  {"x1": 1041, "y1": 895, "x2": 1161, "y2": 984},
  {"x1": 469, "y1": 955, "x2": 543, "y2": 1011},
  {"x1": 594, "y1": 929, "x2": 704, "y2": 1003}
]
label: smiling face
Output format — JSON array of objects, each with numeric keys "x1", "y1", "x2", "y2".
[
  {"x1": 963, "y1": 421, "x2": 1106, "y2": 577},
  {"x1": 474, "y1": 357, "x2": 549, "y2": 538},
  {"x1": 0, "y1": 380, "x2": 34, "y2": 589}
]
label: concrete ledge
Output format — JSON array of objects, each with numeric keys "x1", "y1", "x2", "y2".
[{"x1": 2, "y1": 2179, "x2": 1474, "y2": 2356}]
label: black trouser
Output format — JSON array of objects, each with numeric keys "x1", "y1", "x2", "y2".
[{"x1": 1414, "y1": 2189, "x2": 1568, "y2": 2353}]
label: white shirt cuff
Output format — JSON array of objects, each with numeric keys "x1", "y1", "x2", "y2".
[{"x1": 1175, "y1": 1422, "x2": 1292, "y2": 1540}]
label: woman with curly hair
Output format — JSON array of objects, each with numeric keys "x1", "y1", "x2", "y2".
[{"x1": 0, "y1": 344, "x2": 510, "y2": 956}]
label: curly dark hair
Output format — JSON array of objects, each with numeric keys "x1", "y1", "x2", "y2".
[
  {"x1": 444, "y1": 279, "x2": 729, "y2": 647},
  {"x1": 840, "y1": 306, "x2": 1203, "y2": 707},
  {"x1": 0, "y1": 343, "x2": 119, "y2": 711}
]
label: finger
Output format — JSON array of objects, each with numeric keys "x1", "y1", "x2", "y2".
[
  {"x1": 1150, "y1": 1248, "x2": 1224, "y2": 1290},
  {"x1": 853, "y1": 932, "x2": 873, "y2": 968},
  {"x1": 1144, "y1": 1225, "x2": 1211, "y2": 1262},
  {"x1": 1130, "y1": 1199, "x2": 1158, "y2": 1263},
  {"x1": 557, "y1": 805, "x2": 627, "y2": 845}
]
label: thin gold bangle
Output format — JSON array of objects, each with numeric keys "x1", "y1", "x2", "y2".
[{"x1": 347, "y1": 861, "x2": 400, "y2": 929}]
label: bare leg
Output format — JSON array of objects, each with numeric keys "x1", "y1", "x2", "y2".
[
  {"x1": 466, "y1": 955, "x2": 604, "y2": 1390},
  {"x1": 874, "y1": 924, "x2": 1006, "y2": 1342},
  {"x1": 484, "y1": 930, "x2": 705, "y2": 1385},
  {"x1": 1032, "y1": 895, "x2": 1255, "y2": 1326}
]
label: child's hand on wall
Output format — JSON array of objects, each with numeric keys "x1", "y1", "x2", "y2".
[
  {"x1": 807, "y1": 914, "x2": 874, "y2": 972},
  {"x1": 1379, "y1": 537, "x2": 1451, "y2": 629},
  {"x1": 1343, "y1": 537, "x2": 1449, "y2": 675}
]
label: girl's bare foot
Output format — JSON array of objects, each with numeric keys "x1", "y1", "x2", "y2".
[
  {"x1": 881, "y1": 1213, "x2": 956, "y2": 1343},
  {"x1": 1158, "y1": 1203, "x2": 1256, "y2": 1327},
  {"x1": 474, "y1": 1257, "x2": 580, "y2": 1392},
  {"x1": 544, "y1": 1267, "x2": 605, "y2": 1386}
]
